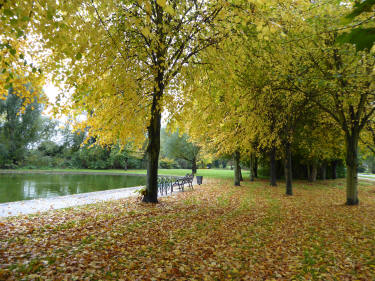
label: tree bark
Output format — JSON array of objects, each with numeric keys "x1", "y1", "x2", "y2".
[
  {"x1": 124, "y1": 158, "x2": 128, "y2": 171},
  {"x1": 239, "y1": 166, "x2": 243, "y2": 181},
  {"x1": 249, "y1": 153, "x2": 255, "y2": 182},
  {"x1": 285, "y1": 142, "x2": 293, "y2": 196},
  {"x1": 143, "y1": 2, "x2": 166, "y2": 203},
  {"x1": 192, "y1": 157, "x2": 197, "y2": 174},
  {"x1": 345, "y1": 133, "x2": 359, "y2": 205},
  {"x1": 331, "y1": 160, "x2": 337, "y2": 179},
  {"x1": 321, "y1": 163, "x2": 326, "y2": 180},
  {"x1": 270, "y1": 146, "x2": 277, "y2": 186},
  {"x1": 311, "y1": 161, "x2": 318, "y2": 182},
  {"x1": 234, "y1": 151, "x2": 241, "y2": 186},
  {"x1": 254, "y1": 156, "x2": 258, "y2": 178},
  {"x1": 307, "y1": 164, "x2": 312, "y2": 182},
  {"x1": 143, "y1": 78, "x2": 163, "y2": 203}
]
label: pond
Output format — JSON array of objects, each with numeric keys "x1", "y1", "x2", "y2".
[{"x1": 0, "y1": 172, "x2": 146, "y2": 203}]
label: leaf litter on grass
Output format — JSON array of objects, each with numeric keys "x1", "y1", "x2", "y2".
[{"x1": 1, "y1": 179, "x2": 375, "y2": 280}]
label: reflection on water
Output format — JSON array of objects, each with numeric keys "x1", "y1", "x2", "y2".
[
  {"x1": 23, "y1": 180, "x2": 37, "y2": 199},
  {"x1": 0, "y1": 173, "x2": 146, "y2": 203}
]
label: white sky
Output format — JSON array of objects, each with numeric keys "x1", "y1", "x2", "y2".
[
  {"x1": 42, "y1": 82, "x2": 68, "y2": 123},
  {"x1": 43, "y1": 82, "x2": 59, "y2": 104}
]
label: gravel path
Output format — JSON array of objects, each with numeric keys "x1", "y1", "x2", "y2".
[
  {"x1": 0, "y1": 181, "x2": 193, "y2": 218},
  {"x1": 359, "y1": 174, "x2": 375, "y2": 181}
]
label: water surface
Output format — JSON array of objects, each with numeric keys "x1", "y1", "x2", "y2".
[{"x1": 0, "y1": 172, "x2": 146, "y2": 203}]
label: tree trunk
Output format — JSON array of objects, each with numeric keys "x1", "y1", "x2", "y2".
[
  {"x1": 307, "y1": 164, "x2": 312, "y2": 182},
  {"x1": 239, "y1": 166, "x2": 243, "y2": 181},
  {"x1": 270, "y1": 146, "x2": 277, "y2": 186},
  {"x1": 124, "y1": 158, "x2": 128, "y2": 171},
  {"x1": 254, "y1": 156, "x2": 258, "y2": 178},
  {"x1": 249, "y1": 153, "x2": 255, "y2": 182},
  {"x1": 321, "y1": 163, "x2": 326, "y2": 180},
  {"x1": 345, "y1": 133, "x2": 359, "y2": 205},
  {"x1": 143, "y1": 84, "x2": 163, "y2": 203},
  {"x1": 311, "y1": 161, "x2": 318, "y2": 182},
  {"x1": 192, "y1": 157, "x2": 197, "y2": 174},
  {"x1": 285, "y1": 142, "x2": 293, "y2": 196},
  {"x1": 331, "y1": 160, "x2": 337, "y2": 179},
  {"x1": 234, "y1": 151, "x2": 241, "y2": 186},
  {"x1": 143, "y1": 3, "x2": 166, "y2": 203}
]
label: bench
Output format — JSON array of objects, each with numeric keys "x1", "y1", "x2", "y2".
[
  {"x1": 171, "y1": 173, "x2": 194, "y2": 192},
  {"x1": 157, "y1": 174, "x2": 194, "y2": 195}
]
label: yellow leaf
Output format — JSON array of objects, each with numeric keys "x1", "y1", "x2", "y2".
[
  {"x1": 156, "y1": 0, "x2": 166, "y2": 7},
  {"x1": 164, "y1": 5, "x2": 175, "y2": 16},
  {"x1": 141, "y1": 27, "x2": 151, "y2": 37}
]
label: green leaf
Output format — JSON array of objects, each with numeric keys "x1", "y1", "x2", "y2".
[
  {"x1": 338, "y1": 28, "x2": 375, "y2": 51},
  {"x1": 19, "y1": 53, "x2": 24, "y2": 60},
  {"x1": 47, "y1": 10, "x2": 54, "y2": 20},
  {"x1": 16, "y1": 29, "x2": 24, "y2": 38},
  {"x1": 346, "y1": 0, "x2": 375, "y2": 20},
  {"x1": 75, "y1": 53, "x2": 83, "y2": 60},
  {"x1": 9, "y1": 48, "x2": 16, "y2": 56},
  {"x1": 3, "y1": 9, "x2": 14, "y2": 17}
]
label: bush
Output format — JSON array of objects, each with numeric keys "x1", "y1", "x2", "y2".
[{"x1": 159, "y1": 157, "x2": 178, "y2": 169}]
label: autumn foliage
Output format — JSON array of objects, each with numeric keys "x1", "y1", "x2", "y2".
[{"x1": 1, "y1": 179, "x2": 375, "y2": 280}]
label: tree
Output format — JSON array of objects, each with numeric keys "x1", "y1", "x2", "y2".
[
  {"x1": 288, "y1": 3, "x2": 375, "y2": 205},
  {"x1": 30, "y1": 0, "x2": 225, "y2": 203},
  {"x1": 162, "y1": 129, "x2": 200, "y2": 174},
  {"x1": 237, "y1": 0, "x2": 374, "y2": 202},
  {"x1": 0, "y1": 87, "x2": 47, "y2": 166},
  {"x1": 173, "y1": 41, "x2": 248, "y2": 185},
  {"x1": 0, "y1": 1, "x2": 45, "y2": 104}
]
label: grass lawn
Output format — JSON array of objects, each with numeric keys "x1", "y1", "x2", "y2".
[
  {"x1": 15, "y1": 168, "x2": 249, "y2": 179},
  {"x1": 1, "y1": 178, "x2": 375, "y2": 280}
]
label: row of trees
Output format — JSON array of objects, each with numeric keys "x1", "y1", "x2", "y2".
[
  {"x1": 173, "y1": 0, "x2": 375, "y2": 205},
  {"x1": 1, "y1": 0, "x2": 375, "y2": 204}
]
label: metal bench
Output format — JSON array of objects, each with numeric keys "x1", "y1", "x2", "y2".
[
  {"x1": 157, "y1": 174, "x2": 194, "y2": 195},
  {"x1": 172, "y1": 174, "x2": 194, "y2": 192}
]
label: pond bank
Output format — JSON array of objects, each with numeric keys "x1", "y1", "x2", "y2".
[
  {"x1": 0, "y1": 173, "x2": 195, "y2": 218},
  {"x1": 0, "y1": 185, "x2": 144, "y2": 218}
]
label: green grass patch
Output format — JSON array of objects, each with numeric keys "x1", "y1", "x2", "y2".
[{"x1": 11, "y1": 167, "x2": 250, "y2": 179}]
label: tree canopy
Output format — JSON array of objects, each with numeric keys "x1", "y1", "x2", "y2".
[{"x1": 1, "y1": 0, "x2": 375, "y2": 204}]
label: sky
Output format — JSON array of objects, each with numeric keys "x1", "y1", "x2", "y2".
[
  {"x1": 42, "y1": 82, "x2": 69, "y2": 123},
  {"x1": 43, "y1": 82, "x2": 59, "y2": 105}
]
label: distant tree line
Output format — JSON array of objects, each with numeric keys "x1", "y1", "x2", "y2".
[{"x1": 0, "y1": 90, "x2": 225, "y2": 171}]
